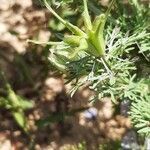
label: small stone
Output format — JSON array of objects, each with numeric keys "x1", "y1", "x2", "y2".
[
  {"x1": 45, "y1": 77, "x2": 64, "y2": 93},
  {"x1": 121, "y1": 130, "x2": 140, "y2": 150},
  {"x1": 82, "y1": 107, "x2": 98, "y2": 120},
  {"x1": 13, "y1": 130, "x2": 21, "y2": 137},
  {"x1": 120, "y1": 99, "x2": 130, "y2": 117},
  {"x1": 0, "y1": 140, "x2": 12, "y2": 150}
]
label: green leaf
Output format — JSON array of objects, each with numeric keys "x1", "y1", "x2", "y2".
[
  {"x1": 110, "y1": 91, "x2": 117, "y2": 103},
  {"x1": 135, "y1": 123, "x2": 147, "y2": 128},
  {"x1": 17, "y1": 96, "x2": 33, "y2": 110},
  {"x1": 13, "y1": 110, "x2": 27, "y2": 132},
  {"x1": 7, "y1": 86, "x2": 21, "y2": 107},
  {"x1": 138, "y1": 127, "x2": 150, "y2": 134}
]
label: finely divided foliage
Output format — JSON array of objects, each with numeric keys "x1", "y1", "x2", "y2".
[{"x1": 28, "y1": 0, "x2": 150, "y2": 136}]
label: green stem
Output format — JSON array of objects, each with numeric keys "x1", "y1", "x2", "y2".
[
  {"x1": 43, "y1": 0, "x2": 85, "y2": 36},
  {"x1": 102, "y1": 57, "x2": 112, "y2": 74},
  {"x1": 96, "y1": 57, "x2": 112, "y2": 74},
  {"x1": 44, "y1": 0, "x2": 66, "y2": 24},
  {"x1": 104, "y1": 0, "x2": 116, "y2": 24},
  {"x1": 27, "y1": 39, "x2": 64, "y2": 45}
]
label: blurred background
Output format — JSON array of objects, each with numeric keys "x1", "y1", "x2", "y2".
[{"x1": 0, "y1": 0, "x2": 149, "y2": 149}]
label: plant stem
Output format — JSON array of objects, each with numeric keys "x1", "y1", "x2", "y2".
[
  {"x1": 105, "y1": 0, "x2": 116, "y2": 24},
  {"x1": 44, "y1": 0, "x2": 66, "y2": 24},
  {"x1": 27, "y1": 39, "x2": 64, "y2": 45}
]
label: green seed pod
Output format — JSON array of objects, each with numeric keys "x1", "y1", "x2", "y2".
[
  {"x1": 87, "y1": 14, "x2": 106, "y2": 57},
  {"x1": 63, "y1": 35, "x2": 81, "y2": 46}
]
